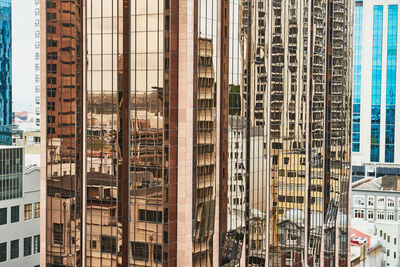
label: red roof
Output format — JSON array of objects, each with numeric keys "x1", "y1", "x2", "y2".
[{"x1": 350, "y1": 228, "x2": 371, "y2": 248}]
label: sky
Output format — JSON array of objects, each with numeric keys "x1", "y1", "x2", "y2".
[{"x1": 12, "y1": 0, "x2": 36, "y2": 112}]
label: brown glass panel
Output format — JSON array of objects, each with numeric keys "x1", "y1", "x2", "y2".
[
  {"x1": 85, "y1": 0, "x2": 122, "y2": 266},
  {"x1": 45, "y1": 0, "x2": 83, "y2": 265}
]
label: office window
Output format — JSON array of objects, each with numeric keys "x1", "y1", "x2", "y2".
[
  {"x1": 0, "y1": 242, "x2": 6, "y2": 262},
  {"x1": 53, "y1": 223, "x2": 63, "y2": 245},
  {"x1": 131, "y1": 242, "x2": 149, "y2": 261},
  {"x1": 395, "y1": 252, "x2": 397, "y2": 259},
  {"x1": 380, "y1": 230, "x2": 383, "y2": 237},
  {"x1": 34, "y1": 202, "x2": 40, "y2": 218},
  {"x1": 0, "y1": 208, "x2": 6, "y2": 225},
  {"x1": 10, "y1": 239, "x2": 18, "y2": 259},
  {"x1": 388, "y1": 211, "x2": 395, "y2": 221},
  {"x1": 24, "y1": 237, "x2": 31, "y2": 256},
  {"x1": 11, "y1": 206, "x2": 19, "y2": 223},
  {"x1": 388, "y1": 236, "x2": 391, "y2": 242},
  {"x1": 395, "y1": 238, "x2": 397, "y2": 245},
  {"x1": 387, "y1": 249, "x2": 390, "y2": 256},
  {"x1": 33, "y1": 235, "x2": 40, "y2": 254},
  {"x1": 24, "y1": 204, "x2": 32, "y2": 220}
]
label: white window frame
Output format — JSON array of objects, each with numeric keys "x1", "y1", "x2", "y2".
[
  {"x1": 377, "y1": 196, "x2": 385, "y2": 209},
  {"x1": 354, "y1": 209, "x2": 365, "y2": 219},
  {"x1": 367, "y1": 196, "x2": 374, "y2": 207},
  {"x1": 387, "y1": 197, "x2": 395, "y2": 209},
  {"x1": 354, "y1": 195, "x2": 365, "y2": 207},
  {"x1": 377, "y1": 210, "x2": 385, "y2": 220},
  {"x1": 367, "y1": 210, "x2": 374, "y2": 220}
]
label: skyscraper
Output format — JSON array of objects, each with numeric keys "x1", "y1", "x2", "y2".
[
  {"x1": 41, "y1": 0, "x2": 352, "y2": 266},
  {"x1": 34, "y1": 0, "x2": 40, "y2": 127},
  {"x1": 351, "y1": 0, "x2": 400, "y2": 180},
  {"x1": 0, "y1": 0, "x2": 11, "y2": 145}
]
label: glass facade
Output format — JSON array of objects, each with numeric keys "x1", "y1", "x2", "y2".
[
  {"x1": 385, "y1": 5, "x2": 398, "y2": 163},
  {"x1": 44, "y1": 0, "x2": 352, "y2": 266},
  {"x1": 352, "y1": 1, "x2": 362, "y2": 153},
  {"x1": 0, "y1": 0, "x2": 11, "y2": 145},
  {"x1": 45, "y1": 0, "x2": 83, "y2": 265},
  {"x1": 0, "y1": 147, "x2": 23, "y2": 200},
  {"x1": 370, "y1": 6, "x2": 383, "y2": 162}
]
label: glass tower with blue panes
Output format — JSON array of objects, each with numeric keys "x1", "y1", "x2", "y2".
[
  {"x1": 352, "y1": 0, "x2": 400, "y2": 181},
  {"x1": 0, "y1": 0, "x2": 11, "y2": 145}
]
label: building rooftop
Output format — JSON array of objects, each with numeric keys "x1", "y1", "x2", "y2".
[{"x1": 352, "y1": 175, "x2": 400, "y2": 192}]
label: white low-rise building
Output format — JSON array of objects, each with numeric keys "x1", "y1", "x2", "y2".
[
  {"x1": 0, "y1": 162, "x2": 40, "y2": 266},
  {"x1": 352, "y1": 176, "x2": 400, "y2": 266}
]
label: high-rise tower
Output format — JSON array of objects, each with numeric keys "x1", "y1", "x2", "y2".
[
  {"x1": 0, "y1": 0, "x2": 11, "y2": 145},
  {"x1": 41, "y1": 0, "x2": 352, "y2": 266},
  {"x1": 351, "y1": 0, "x2": 400, "y2": 181}
]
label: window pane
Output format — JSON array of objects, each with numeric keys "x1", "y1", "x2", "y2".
[
  {"x1": 24, "y1": 204, "x2": 32, "y2": 220},
  {"x1": 34, "y1": 203, "x2": 40, "y2": 219},
  {"x1": 11, "y1": 206, "x2": 19, "y2": 223},
  {"x1": 53, "y1": 223, "x2": 63, "y2": 245},
  {"x1": 101, "y1": 236, "x2": 116, "y2": 254},
  {"x1": 10, "y1": 239, "x2": 18, "y2": 259},
  {"x1": 131, "y1": 242, "x2": 149, "y2": 261},
  {"x1": 0, "y1": 242, "x2": 6, "y2": 262},
  {"x1": 0, "y1": 208, "x2": 6, "y2": 225},
  {"x1": 24, "y1": 237, "x2": 32, "y2": 256},
  {"x1": 33, "y1": 235, "x2": 40, "y2": 254}
]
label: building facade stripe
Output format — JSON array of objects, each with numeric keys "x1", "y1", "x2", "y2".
[
  {"x1": 370, "y1": 5, "x2": 383, "y2": 162},
  {"x1": 384, "y1": 5, "x2": 398, "y2": 163}
]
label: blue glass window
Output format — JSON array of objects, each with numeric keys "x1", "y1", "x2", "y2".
[
  {"x1": 385, "y1": 5, "x2": 397, "y2": 163},
  {"x1": 370, "y1": 5, "x2": 383, "y2": 162},
  {"x1": 371, "y1": 144, "x2": 379, "y2": 162},
  {"x1": 352, "y1": 2, "x2": 363, "y2": 152}
]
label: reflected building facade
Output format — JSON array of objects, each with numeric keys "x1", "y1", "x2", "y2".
[{"x1": 42, "y1": 0, "x2": 352, "y2": 266}]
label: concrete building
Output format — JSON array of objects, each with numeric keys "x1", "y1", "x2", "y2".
[
  {"x1": 351, "y1": 0, "x2": 400, "y2": 179},
  {"x1": 0, "y1": 148, "x2": 40, "y2": 266},
  {"x1": 352, "y1": 176, "x2": 400, "y2": 266},
  {"x1": 42, "y1": 0, "x2": 353, "y2": 266}
]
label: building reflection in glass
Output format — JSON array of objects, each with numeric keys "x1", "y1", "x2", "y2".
[{"x1": 43, "y1": 0, "x2": 352, "y2": 266}]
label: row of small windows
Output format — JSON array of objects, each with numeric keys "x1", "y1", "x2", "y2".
[
  {"x1": 354, "y1": 195, "x2": 400, "y2": 209},
  {"x1": 0, "y1": 235, "x2": 40, "y2": 262},
  {"x1": 379, "y1": 230, "x2": 397, "y2": 260},
  {"x1": 53, "y1": 225, "x2": 163, "y2": 262},
  {"x1": 0, "y1": 203, "x2": 40, "y2": 225},
  {"x1": 354, "y1": 209, "x2": 399, "y2": 221}
]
